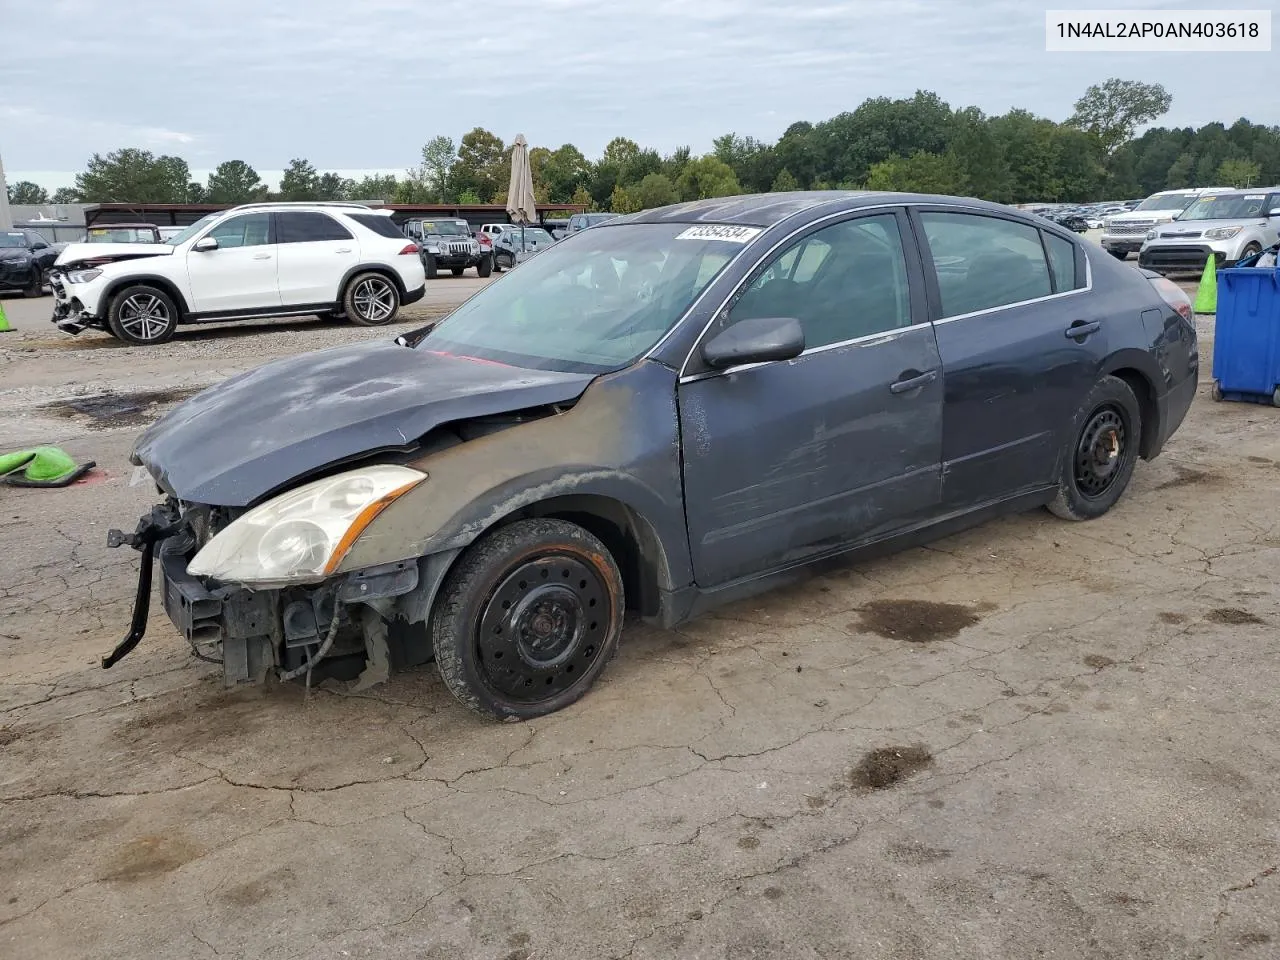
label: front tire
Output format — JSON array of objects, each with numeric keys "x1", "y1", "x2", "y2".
[
  {"x1": 451, "y1": 266, "x2": 465, "y2": 277},
  {"x1": 23, "y1": 271, "x2": 43, "y2": 298},
  {"x1": 476, "y1": 254, "x2": 494, "y2": 278},
  {"x1": 343, "y1": 272, "x2": 399, "y2": 326},
  {"x1": 432, "y1": 519, "x2": 625, "y2": 721},
  {"x1": 424, "y1": 254, "x2": 438, "y2": 279},
  {"x1": 1047, "y1": 376, "x2": 1142, "y2": 521},
  {"x1": 1107, "y1": 248, "x2": 1128, "y2": 260},
  {"x1": 107, "y1": 285, "x2": 178, "y2": 345}
]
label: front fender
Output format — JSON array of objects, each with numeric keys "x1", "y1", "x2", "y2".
[{"x1": 336, "y1": 360, "x2": 693, "y2": 590}]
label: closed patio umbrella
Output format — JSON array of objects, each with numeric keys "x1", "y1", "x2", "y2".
[{"x1": 506, "y1": 134, "x2": 536, "y2": 256}]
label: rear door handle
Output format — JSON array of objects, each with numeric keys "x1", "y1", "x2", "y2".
[
  {"x1": 890, "y1": 369, "x2": 938, "y2": 394},
  {"x1": 1065, "y1": 320, "x2": 1101, "y2": 340},
  {"x1": 252, "y1": 253, "x2": 272, "y2": 260}
]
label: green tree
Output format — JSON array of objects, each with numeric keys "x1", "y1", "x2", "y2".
[
  {"x1": 1068, "y1": 78, "x2": 1172, "y2": 155},
  {"x1": 205, "y1": 160, "x2": 267, "y2": 203},
  {"x1": 633, "y1": 173, "x2": 678, "y2": 209},
  {"x1": 7, "y1": 181, "x2": 49, "y2": 204},
  {"x1": 278, "y1": 158, "x2": 321, "y2": 200},
  {"x1": 457, "y1": 188, "x2": 482, "y2": 204},
  {"x1": 1165, "y1": 152, "x2": 1195, "y2": 188},
  {"x1": 770, "y1": 168, "x2": 800, "y2": 192},
  {"x1": 51, "y1": 187, "x2": 80, "y2": 204},
  {"x1": 948, "y1": 108, "x2": 1011, "y2": 202},
  {"x1": 452, "y1": 128, "x2": 505, "y2": 202},
  {"x1": 75, "y1": 148, "x2": 192, "y2": 202},
  {"x1": 865, "y1": 151, "x2": 965, "y2": 194},
  {"x1": 348, "y1": 173, "x2": 401, "y2": 201},
  {"x1": 676, "y1": 156, "x2": 742, "y2": 201},
  {"x1": 609, "y1": 184, "x2": 642, "y2": 214},
  {"x1": 535, "y1": 144, "x2": 589, "y2": 203},
  {"x1": 316, "y1": 172, "x2": 353, "y2": 201},
  {"x1": 570, "y1": 185, "x2": 593, "y2": 210},
  {"x1": 416, "y1": 136, "x2": 457, "y2": 201},
  {"x1": 1217, "y1": 158, "x2": 1261, "y2": 187}
]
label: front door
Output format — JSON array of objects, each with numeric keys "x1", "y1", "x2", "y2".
[
  {"x1": 185, "y1": 212, "x2": 279, "y2": 314},
  {"x1": 274, "y1": 211, "x2": 362, "y2": 307},
  {"x1": 911, "y1": 209, "x2": 1106, "y2": 507},
  {"x1": 678, "y1": 210, "x2": 944, "y2": 587}
]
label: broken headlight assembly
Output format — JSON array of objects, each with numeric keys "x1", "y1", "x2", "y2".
[
  {"x1": 186, "y1": 464, "x2": 426, "y2": 587},
  {"x1": 65, "y1": 268, "x2": 103, "y2": 284}
]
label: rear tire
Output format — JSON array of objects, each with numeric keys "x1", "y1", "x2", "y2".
[
  {"x1": 343, "y1": 272, "x2": 400, "y2": 326},
  {"x1": 476, "y1": 254, "x2": 494, "y2": 278},
  {"x1": 432, "y1": 518, "x2": 624, "y2": 721},
  {"x1": 1047, "y1": 376, "x2": 1142, "y2": 521},
  {"x1": 107, "y1": 285, "x2": 178, "y2": 345}
]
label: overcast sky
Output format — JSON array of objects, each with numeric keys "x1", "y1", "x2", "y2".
[{"x1": 2, "y1": 0, "x2": 1276, "y2": 189}]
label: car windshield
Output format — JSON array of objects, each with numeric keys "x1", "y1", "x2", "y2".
[
  {"x1": 420, "y1": 222, "x2": 747, "y2": 374},
  {"x1": 0, "y1": 232, "x2": 26, "y2": 248},
  {"x1": 422, "y1": 221, "x2": 470, "y2": 236},
  {"x1": 1177, "y1": 194, "x2": 1269, "y2": 221},
  {"x1": 86, "y1": 228, "x2": 154, "y2": 243},
  {"x1": 164, "y1": 215, "x2": 218, "y2": 246},
  {"x1": 1134, "y1": 192, "x2": 1197, "y2": 212},
  {"x1": 501, "y1": 228, "x2": 554, "y2": 247}
]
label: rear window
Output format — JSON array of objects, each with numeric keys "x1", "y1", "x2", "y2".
[
  {"x1": 348, "y1": 214, "x2": 407, "y2": 239},
  {"x1": 277, "y1": 212, "x2": 353, "y2": 243}
]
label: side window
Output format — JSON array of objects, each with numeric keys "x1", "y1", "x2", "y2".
[
  {"x1": 277, "y1": 212, "x2": 353, "y2": 244},
  {"x1": 919, "y1": 212, "x2": 1052, "y2": 317},
  {"x1": 1042, "y1": 231, "x2": 1080, "y2": 291},
  {"x1": 728, "y1": 214, "x2": 912, "y2": 349},
  {"x1": 207, "y1": 213, "x2": 271, "y2": 249}
]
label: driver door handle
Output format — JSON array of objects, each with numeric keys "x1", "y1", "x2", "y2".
[
  {"x1": 252, "y1": 253, "x2": 272, "y2": 260},
  {"x1": 890, "y1": 369, "x2": 937, "y2": 394},
  {"x1": 336, "y1": 247, "x2": 352, "y2": 254}
]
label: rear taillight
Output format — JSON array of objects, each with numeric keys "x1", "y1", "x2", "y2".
[
  {"x1": 1150, "y1": 275, "x2": 1193, "y2": 320},
  {"x1": 398, "y1": 243, "x2": 418, "y2": 256}
]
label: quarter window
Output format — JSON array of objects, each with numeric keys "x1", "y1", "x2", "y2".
[
  {"x1": 728, "y1": 214, "x2": 912, "y2": 348},
  {"x1": 919, "y1": 212, "x2": 1053, "y2": 317},
  {"x1": 207, "y1": 213, "x2": 271, "y2": 249},
  {"x1": 276, "y1": 212, "x2": 353, "y2": 243},
  {"x1": 1042, "y1": 231, "x2": 1080, "y2": 292}
]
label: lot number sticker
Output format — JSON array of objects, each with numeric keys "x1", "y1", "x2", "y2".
[{"x1": 676, "y1": 225, "x2": 763, "y2": 243}]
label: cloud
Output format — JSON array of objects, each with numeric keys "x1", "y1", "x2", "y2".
[{"x1": 0, "y1": 0, "x2": 1273, "y2": 181}]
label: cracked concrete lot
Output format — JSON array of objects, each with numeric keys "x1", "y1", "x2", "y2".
[{"x1": 2, "y1": 283, "x2": 1278, "y2": 960}]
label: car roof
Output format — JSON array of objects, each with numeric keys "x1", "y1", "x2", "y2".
[{"x1": 623, "y1": 190, "x2": 1029, "y2": 227}]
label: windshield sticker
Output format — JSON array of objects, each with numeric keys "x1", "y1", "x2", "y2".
[
  {"x1": 675, "y1": 225, "x2": 762, "y2": 243},
  {"x1": 1244, "y1": 194, "x2": 1264, "y2": 200}
]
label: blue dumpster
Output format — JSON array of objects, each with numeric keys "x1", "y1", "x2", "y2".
[{"x1": 1211, "y1": 268, "x2": 1280, "y2": 406}]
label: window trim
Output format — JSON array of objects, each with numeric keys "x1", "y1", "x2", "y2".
[
  {"x1": 679, "y1": 206, "x2": 926, "y2": 379},
  {"x1": 906, "y1": 205, "x2": 1093, "y2": 325},
  {"x1": 273, "y1": 210, "x2": 354, "y2": 244}
]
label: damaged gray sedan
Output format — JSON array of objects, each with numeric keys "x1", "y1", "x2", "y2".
[{"x1": 104, "y1": 191, "x2": 1198, "y2": 720}]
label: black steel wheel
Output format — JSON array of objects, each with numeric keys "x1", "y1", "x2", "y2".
[
  {"x1": 432, "y1": 518, "x2": 624, "y2": 720},
  {"x1": 1048, "y1": 375, "x2": 1142, "y2": 521},
  {"x1": 343, "y1": 272, "x2": 399, "y2": 326},
  {"x1": 476, "y1": 254, "x2": 493, "y2": 278}
]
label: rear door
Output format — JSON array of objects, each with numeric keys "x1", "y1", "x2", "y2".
[
  {"x1": 274, "y1": 211, "x2": 361, "y2": 307},
  {"x1": 185, "y1": 212, "x2": 279, "y2": 314},
  {"x1": 910, "y1": 207, "x2": 1102, "y2": 508},
  {"x1": 678, "y1": 209, "x2": 943, "y2": 586}
]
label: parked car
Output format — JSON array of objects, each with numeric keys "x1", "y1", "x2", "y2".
[
  {"x1": 100, "y1": 192, "x2": 1197, "y2": 721},
  {"x1": 492, "y1": 226, "x2": 556, "y2": 269},
  {"x1": 49, "y1": 202, "x2": 425, "y2": 344},
  {"x1": 84, "y1": 223, "x2": 163, "y2": 244},
  {"x1": 565, "y1": 212, "x2": 618, "y2": 235},
  {"x1": 0, "y1": 229, "x2": 60, "y2": 297},
  {"x1": 404, "y1": 218, "x2": 493, "y2": 278},
  {"x1": 1138, "y1": 188, "x2": 1280, "y2": 274},
  {"x1": 1100, "y1": 188, "x2": 1229, "y2": 260}
]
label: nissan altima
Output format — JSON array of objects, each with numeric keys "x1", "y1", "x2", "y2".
[{"x1": 101, "y1": 191, "x2": 1198, "y2": 720}]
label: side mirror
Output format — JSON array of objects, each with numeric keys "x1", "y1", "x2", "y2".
[
  {"x1": 1268, "y1": 208, "x2": 1280, "y2": 218},
  {"x1": 193, "y1": 236, "x2": 218, "y2": 252},
  {"x1": 701, "y1": 316, "x2": 805, "y2": 370}
]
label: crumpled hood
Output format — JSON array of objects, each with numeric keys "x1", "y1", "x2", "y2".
[
  {"x1": 55, "y1": 242, "x2": 172, "y2": 267},
  {"x1": 133, "y1": 339, "x2": 598, "y2": 506}
]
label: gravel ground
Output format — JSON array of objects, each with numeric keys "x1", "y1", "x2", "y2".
[{"x1": 3, "y1": 267, "x2": 1279, "y2": 960}]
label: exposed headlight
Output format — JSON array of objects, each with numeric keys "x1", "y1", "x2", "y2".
[
  {"x1": 1204, "y1": 226, "x2": 1242, "y2": 240},
  {"x1": 66, "y1": 268, "x2": 103, "y2": 284},
  {"x1": 187, "y1": 464, "x2": 426, "y2": 586},
  {"x1": 1146, "y1": 230, "x2": 1157, "y2": 240}
]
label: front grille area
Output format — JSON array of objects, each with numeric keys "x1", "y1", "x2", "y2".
[
  {"x1": 1138, "y1": 244, "x2": 1216, "y2": 272},
  {"x1": 446, "y1": 241, "x2": 473, "y2": 256},
  {"x1": 1107, "y1": 221, "x2": 1157, "y2": 236}
]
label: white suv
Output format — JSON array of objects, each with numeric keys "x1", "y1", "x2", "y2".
[{"x1": 50, "y1": 202, "x2": 427, "y2": 345}]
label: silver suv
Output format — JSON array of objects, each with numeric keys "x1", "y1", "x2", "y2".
[
  {"x1": 1100, "y1": 187, "x2": 1228, "y2": 259},
  {"x1": 1138, "y1": 188, "x2": 1280, "y2": 275}
]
